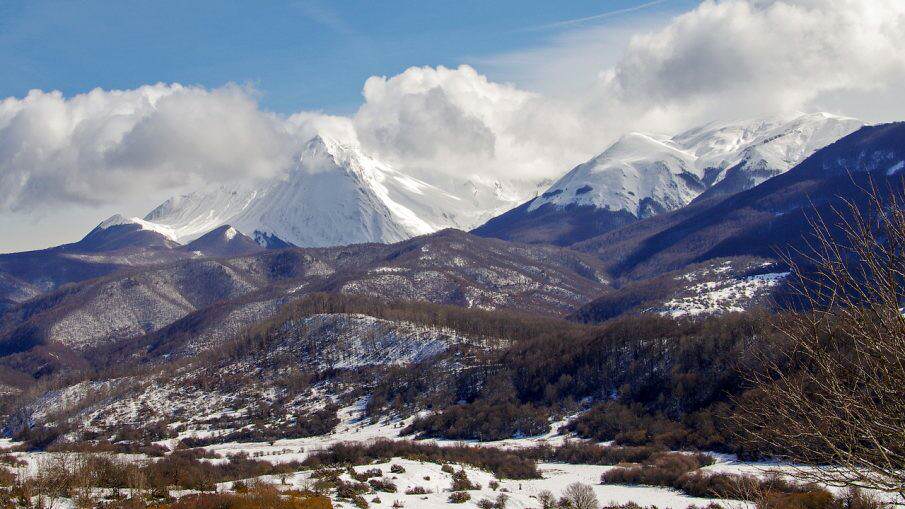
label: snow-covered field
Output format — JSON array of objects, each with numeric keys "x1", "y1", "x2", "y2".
[
  {"x1": 4, "y1": 397, "x2": 900, "y2": 509},
  {"x1": 244, "y1": 458, "x2": 735, "y2": 509},
  {"x1": 181, "y1": 402, "x2": 759, "y2": 508},
  {"x1": 0, "y1": 400, "x2": 756, "y2": 509},
  {"x1": 4, "y1": 386, "x2": 897, "y2": 508}
]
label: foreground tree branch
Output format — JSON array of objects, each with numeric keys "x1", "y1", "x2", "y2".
[{"x1": 735, "y1": 180, "x2": 905, "y2": 502}]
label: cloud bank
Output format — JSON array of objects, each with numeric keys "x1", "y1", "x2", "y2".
[
  {"x1": 597, "y1": 0, "x2": 905, "y2": 130},
  {"x1": 0, "y1": 84, "x2": 299, "y2": 211},
  {"x1": 2, "y1": 0, "x2": 905, "y2": 213}
]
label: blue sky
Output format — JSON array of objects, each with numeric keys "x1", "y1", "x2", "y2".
[{"x1": 0, "y1": 0, "x2": 692, "y2": 115}]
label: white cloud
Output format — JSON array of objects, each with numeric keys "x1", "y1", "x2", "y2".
[
  {"x1": 353, "y1": 64, "x2": 596, "y2": 182},
  {"x1": 594, "y1": 0, "x2": 905, "y2": 130},
  {"x1": 351, "y1": 0, "x2": 905, "y2": 185},
  {"x1": 0, "y1": 84, "x2": 297, "y2": 211}
]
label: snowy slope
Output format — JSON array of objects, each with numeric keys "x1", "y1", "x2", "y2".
[
  {"x1": 92, "y1": 214, "x2": 179, "y2": 242},
  {"x1": 530, "y1": 112, "x2": 863, "y2": 216},
  {"x1": 143, "y1": 185, "x2": 261, "y2": 243},
  {"x1": 528, "y1": 132, "x2": 701, "y2": 218},
  {"x1": 143, "y1": 136, "x2": 536, "y2": 247}
]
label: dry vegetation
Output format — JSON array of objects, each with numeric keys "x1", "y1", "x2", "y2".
[{"x1": 736, "y1": 186, "x2": 905, "y2": 501}]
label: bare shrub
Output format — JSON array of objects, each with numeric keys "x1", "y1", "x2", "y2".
[
  {"x1": 450, "y1": 469, "x2": 481, "y2": 491},
  {"x1": 448, "y1": 491, "x2": 471, "y2": 503},
  {"x1": 368, "y1": 477, "x2": 397, "y2": 493},
  {"x1": 562, "y1": 482, "x2": 599, "y2": 509}
]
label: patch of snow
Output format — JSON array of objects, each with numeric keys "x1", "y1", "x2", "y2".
[
  {"x1": 97, "y1": 214, "x2": 179, "y2": 241},
  {"x1": 370, "y1": 266, "x2": 406, "y2": 274},
  {"x1": 658, "y1": 272, "x2": 790, "y2": 317}
]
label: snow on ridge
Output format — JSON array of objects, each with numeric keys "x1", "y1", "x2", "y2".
[
  {"x1": 97, "y1": 214, "x2": 179, "y2": 241},
  {"x1": 532, "y1": 113, "x2": 863, "y2": 217},
  {"x1": 529, "y1": 130, "x2": 698, "y2": 217},
  {"x1": 275, "y1": 313, "x2": 461, "y2": 369}
]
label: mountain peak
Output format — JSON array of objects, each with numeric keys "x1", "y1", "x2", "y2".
[
  {"x1": 97, "y1": 213, "x2": 134, "y2": 230},
  {"x1": 74, "y1": 214, "x2": 180, "y2": 253},
  {"x1": 96, "y1": 214, "x2": 178, "y2": 241},
  {"x1": 535, "y1": 112, "x2": 863, "y2": 216},
  {"x1": 302, "y1": 134, "x2": 361, "y2": 160},
  {"x1": 137, "y1": 135, "x2": 501, "y2": 248},
  {"x1": 183, "y1": 224, "x2": 263, "y2": 257}
]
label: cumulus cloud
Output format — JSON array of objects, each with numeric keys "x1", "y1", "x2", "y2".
[
  {"x1": 595, "y1": 0, "x2": 905, "y2": 130},
  {"x1": 353, "y1": 65, "x2": 596, "y2": 182},
  {"x1": 0, "y1": 84, "x2": 297, "y2": 211}
]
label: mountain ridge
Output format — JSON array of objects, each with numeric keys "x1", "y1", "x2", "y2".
[{"x1": 474, "y1": 112, "x2": 863, "y2": 245}]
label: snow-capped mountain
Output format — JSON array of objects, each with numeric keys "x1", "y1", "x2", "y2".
[
  {"x1": 183, "y1": 225, "x2": 263, "y2": 257},
  {"x1": 474, "y1": 112, "x2": 863, "y2": 245},
  {"x1": 142, "y1": 136, "x2": 538, "y2": 247},
  {"x1": 529, "y1": 131, "x2": 701, "y2": 219},
  {"x1": 531, "y1": 112, "x2": 863, "y2": 215}
]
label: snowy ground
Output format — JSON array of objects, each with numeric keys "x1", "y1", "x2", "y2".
[
  {"x1": 243, "y1": 458, "x2": 738, "y2": 509},
  {"x1": 0, "y1": 402, "x2": 750, "y2": 508},
  {"x1": 190, "y1": 401, "x2": 749, "y2": 508},
  {"x1": 3, "y1": 401, "x2": 899, "y2": 508}
]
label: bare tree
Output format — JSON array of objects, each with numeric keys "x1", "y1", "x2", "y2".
[
  {"x1": 536, "y1": 489, "x2": 557, "y2": 509},
  {"x1": 736, "y1": 182, "x2": 905, "y2": 502},
  {"x1": 561, "y1": 482, "x2": 599, "y2": 509}
]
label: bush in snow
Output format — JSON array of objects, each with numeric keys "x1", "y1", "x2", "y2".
[
  {"x1": 448, "y1": 491, "x2": 471, "y2": 503},
  {"x1": 536, "y1": 490, "x2": 557, "y2": 509},
  {"x1": 350, "y1": 467, "x2": 383, "y2": 482},
  {"x1": 450, "y1": 469, "x2": 481, "y2": 491},
  {"x1": 335, "y1": 479, "x2": 370, "y2": 499},
  {"x1": 368, "y1": 477, "x2": 397, "y2": 493},
  {"x1": 561, "y1": 482, "x2": 599, "y2": 509}
]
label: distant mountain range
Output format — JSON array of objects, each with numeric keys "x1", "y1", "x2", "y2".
[
  {"x1": 1, "y1": 114, "x2": 899, "y2": 325},
  {"x1": 473, "y1": 112, "x2": 863, "y2": 245},
  {"x1": 1, "y1": 114, "x2": 904, "y2": 440},
  {"x1": 53, "y1": 113, "x2": 859, "y2": 253},
  {"x1": 571, "y1": 120, "x2": 905, "y2": 320}
]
